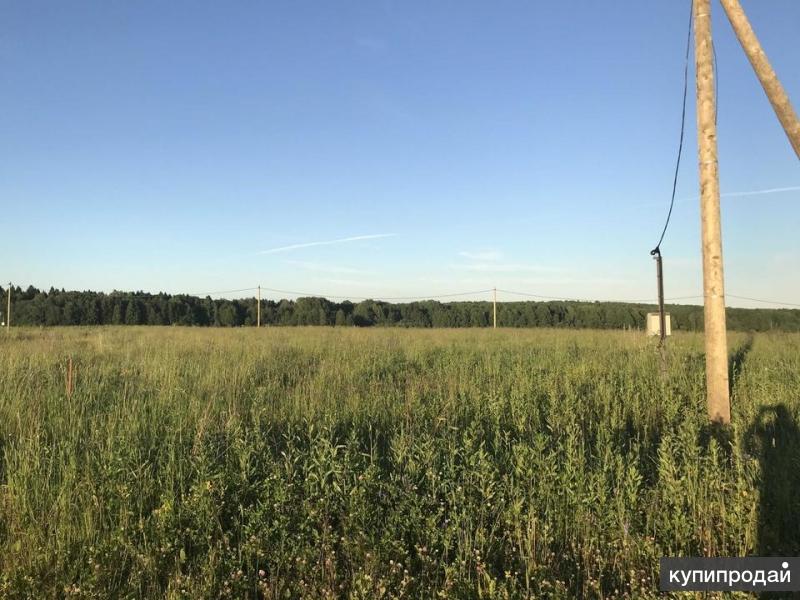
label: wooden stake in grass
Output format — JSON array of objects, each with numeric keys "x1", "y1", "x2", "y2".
[
  {"x1": 6, "y1": 282, "x2": 10, "y2": 331},
  {"x1": 719, "y1": 0, "x2": 800, "y2": 160},
  {"x1": 694, "y1": 0, "x2": 731, "y2": 425}
]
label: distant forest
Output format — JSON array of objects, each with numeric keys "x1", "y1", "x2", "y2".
[{"x1": 2, "y1": 285, "x2": 799, "y2": 332}]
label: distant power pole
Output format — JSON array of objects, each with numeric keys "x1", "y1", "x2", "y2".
[
  {"x1": 257, "y1": 285, "x2": 261, "y2": 328},
  {"x1": 654, "y1": 250, "x2": 666, "y2": 345},
  {"x1": 719, "y1": 0, "x2": 800, "y2": 160},
  {"x1": 694, "y1": 0, "x2": 731, "y2": 424},
  {"x1": 493, "y1": 287, "x2": 497, "y2": 329},
  {"x1": 6, "y1": 283, "x2": 11, "y2": 331}
]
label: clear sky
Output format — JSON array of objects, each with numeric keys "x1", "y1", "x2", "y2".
[{"x1": 2, "y1": 1, "x2": 798, "y2": 308}]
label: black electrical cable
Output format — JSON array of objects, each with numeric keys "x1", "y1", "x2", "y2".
[
  {"x1": 727, "y1": 294, "x2": 800, "y2": 308},
  {"x1": 187, "y1": 287, "x2": 258, "y2": 297},
  {"x1": 651, "y1": 1, "x2": 693, "y2": 256},
  {"x1": 258, "y1": 286, "x2": 493, "y2": 302}
]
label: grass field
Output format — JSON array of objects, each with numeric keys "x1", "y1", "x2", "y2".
[{"x1": 1, "y1": 327, "x2": 798, "y2": 598}]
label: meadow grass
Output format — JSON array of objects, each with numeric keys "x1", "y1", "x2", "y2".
[{"x1": 0, "y1": 326, "x2": 798, "y2": 598}]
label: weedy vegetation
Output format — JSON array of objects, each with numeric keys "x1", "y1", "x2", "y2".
[{"x1": 0, "y1": 327, "x2": 798, "y2": 598}]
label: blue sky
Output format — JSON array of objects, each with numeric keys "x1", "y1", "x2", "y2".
[{"x1": 2, "y1": 1, "x2": 798, "y2": 308}]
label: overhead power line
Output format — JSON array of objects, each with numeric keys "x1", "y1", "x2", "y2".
[
  {"x1": 259, "y1": 286, "x2": 493, "y2": 302},
  {"x1": 376, "y1": 289, "x2": 494, "y2": 301},
  {"x1": 187, "y1": 287, "x2": 259, "y2": 297},
  {"x1": 727, "y1": 294, "x2": 800, "y2": 308},
  {"x1": 168, "y1": 285, "x2": 797, "y2": 310},
  {"x1": 651, "y1": 0, "x2": 693, "y2": 255},
  {"x1": 497, "y1": 289, "x2": 579, "y2": 302},
  {"x1": 500, "y1": 289, "x2": 706, "y2": 305},
  {"x1": 634, "y1": 294, "x2": 800, "y2": 308},
  {"x1": 629, "y1": 295, "x2": 705, "y2": 304}
]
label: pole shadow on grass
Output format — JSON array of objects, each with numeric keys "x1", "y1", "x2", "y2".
[
  {"x1": 699, "y1": 334, "x2": 757, "y2": 459},
  {"x1": 745, "y1": 405, "x2": 800, "y2": 557},
  {"x1": 729, "y1": 333, "x2": 755, "y2": 396}
]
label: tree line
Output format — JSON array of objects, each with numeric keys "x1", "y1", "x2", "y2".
[{"x1": 1, "y1": 285, "x2": 799, "y2": 331}]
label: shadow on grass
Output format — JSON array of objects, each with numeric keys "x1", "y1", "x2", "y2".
[
  {"x1": 723, "y1": 335, "x2": 800, "y2": 556},
  {"x1": 696, "y1": 334, "x2": 757, "y2": 461},
  {"x1": 729, "y1": 333, "x2": 755, "y2": 397},
  {"x1": 746, "y1": 405, "x2": 800, "y2": 557}
]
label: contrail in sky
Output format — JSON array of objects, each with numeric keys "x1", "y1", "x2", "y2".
[
  {"x1": 258, "y1": 233, "x2": 396, "y2": 255},
  {"x1": 671, "y1": 185, "x2": 800, "y2": 205},
  {"x1": 721, "y1": 186, "x2": 800, "y2": 198}
]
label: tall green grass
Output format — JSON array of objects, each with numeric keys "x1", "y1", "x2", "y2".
[{"x1": 0, "y1": 327, "x2": 798, "y2": 598}]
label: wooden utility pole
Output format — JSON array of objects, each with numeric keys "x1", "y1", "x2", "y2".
[
  {"x1": 719, "y1": 0, "x2": 800, "y2": 160},
  {"x1": 257, "y1": 285, "x2": 261, "y2": 328},
  {"x1": 654, "y1": 250, "x2": 666, "y2": 345},
  {"x1": 6, "y1": 283, "x2": 11, "y2": 331},
  {"x1": 694, "y1": 0, "x2": 731, "y2": 424},
  {"x1": 493, "y1": 287, "x2": 497, "y2": 329}
]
